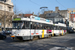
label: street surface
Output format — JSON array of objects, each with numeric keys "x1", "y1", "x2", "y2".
[{"x1": 0, "y1": 33, "x2": 75, "y2": 50}]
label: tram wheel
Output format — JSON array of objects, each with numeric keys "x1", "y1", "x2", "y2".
[
  {"x1": 48, "y1": 35, "x2": 51, "y2": 38},
  {"x1": 65, "y1": 33, "x2": 66, "y2": 35},
  {"x1": 54, "y1": 34, "x2": 56, "y2": 36},
  {"x1": 32, "y1": 36, "x2": 39, "y2": 40},
  {"x1": 59, "y1": 34, "x2": 61, "y2": 36}
]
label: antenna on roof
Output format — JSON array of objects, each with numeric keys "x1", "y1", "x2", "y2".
[{"x1": 40, "y1": 7, "x2": 48, "y2": 14}]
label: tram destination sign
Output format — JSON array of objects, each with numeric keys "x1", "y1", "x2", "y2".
[{"x1": 13, "y1": 18, "x2": 21, "y2": 21}]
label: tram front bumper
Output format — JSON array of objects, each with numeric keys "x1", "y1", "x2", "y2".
[
  {"x1": 11, "y1": 36, "x2": 33, "y2": 40},
  {"x1": 11, "y1": 35, "x2": 15, "y2": 37},
  {"x1": 11, "y1": 35, "x2": 16, "y2": 40}
]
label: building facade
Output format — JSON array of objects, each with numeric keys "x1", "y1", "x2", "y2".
[
  {"x1": 39, "y1": 7, "x2": 67, "y2": 24},
  {"x1": 67, "y1": 8, "x2": 75, "y2": 29},
  {"x1": 39, "y1": 13, "x2": 64, "y2": 23},
  {"x1": 70, "y1": 12, "x2": 75, "y2": 22},
  {"x1": 43, "y1": 7, "x2": 68, "y2": 19},
  {"x1": 0, "y1": 0, "x2": 13, "y2": 12},
  {"x1": 0, "y1": 0, "x2": 14, "y2": 28},
  {"x1": 18, "y1": 12, "x2": 37, "y2": 18}
]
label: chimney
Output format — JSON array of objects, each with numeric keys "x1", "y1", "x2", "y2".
[
  {"x1": 55, "y1": 7, "x2": 59, "y2": 13},
  {"x1": 38, "y1": 12, "x2": 40, "y2": 16},
  {"x1": 32, "y1": 12, "x2": 34, "y2": 15}
]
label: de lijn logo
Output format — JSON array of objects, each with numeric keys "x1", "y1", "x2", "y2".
[
  {"x1": 46, "y1": 19, "x2": 50, "y2": 22},
  {"x1": 35, "y1": 17, "x2": 40, "y2": 20},
  {"x1": 13, "y1": 18, "x2": 21, "y2": 21}
]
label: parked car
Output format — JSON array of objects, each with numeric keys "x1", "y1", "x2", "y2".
[
  {"x1": 2, "y1": 28, "x2": 12, "y2": 35},
  {"x1": 0, "y1": 33, "x2": 6, "y2": 39},
  {"x1": 3, "y1": 30, "x2": 11, "y2": 35},
  {"x1": 67, "y1": 27, "x2": 74, "y2": 33},
  {"x1": 5, "y1": 31, "x2": 11, "y2": 35}
]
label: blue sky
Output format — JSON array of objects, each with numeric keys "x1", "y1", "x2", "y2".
[{"x1": 12, "y1": 0, "x2": 75, "y2": 14}]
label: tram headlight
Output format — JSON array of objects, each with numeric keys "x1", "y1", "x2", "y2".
[{"x1": 14, "y1": 32, "x2": 16, "y2": 34}]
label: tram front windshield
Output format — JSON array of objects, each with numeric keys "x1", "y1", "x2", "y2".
[{"x1": 12, "y1": 21, "x2": 30, "y2": 29}]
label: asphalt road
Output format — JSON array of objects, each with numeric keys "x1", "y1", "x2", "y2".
[{"x1": 0, "y1": 33, "x2": 75, "y2": 50}]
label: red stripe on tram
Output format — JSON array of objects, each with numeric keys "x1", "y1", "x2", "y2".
[
  {"x1": 31, "y1": 33, "x2": 34, "y2": 35},
  {"x1": 36, "y1": 33, "x2": 39, "y2": 34}
]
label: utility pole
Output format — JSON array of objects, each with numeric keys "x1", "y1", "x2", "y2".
[{"x1": 4, "y1": 0, "x2": 6, "y2": 31}]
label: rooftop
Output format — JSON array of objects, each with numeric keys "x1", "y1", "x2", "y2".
[
  {"x1": 39, "y1": 13, "x2": 64, "y2": 18},
  {"x1": 68, "y1": 8, "x2": 75, "y2": 11}
]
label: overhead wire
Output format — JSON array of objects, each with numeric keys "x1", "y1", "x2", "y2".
[
  {"x1": 29, "y1": 0, "x2": 43, "y2": 14},
  {"x1": 29, "y1": 0, "x2": 41, "y2": 6},
  {"x1": 56, "y1": 0, "x2": 66, "y2": 8},
  {"x1": 72, "y1": 0, "x2": 75, "y2": 2}
]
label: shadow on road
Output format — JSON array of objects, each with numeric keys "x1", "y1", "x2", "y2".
[
  {"x1": 68, "y1": 33, "x2": 75, "y2": 34},
  {"x1": 2, "y1": 35, "x2": 42, "y2": 43},
  {"x1": 0, "y1": 34, "x2": 75, "y2": 50},
  {"x1": 65, "y1": 39, "x2": 75, "y2": 47},
  {"x1": 0, "y1": 40, "x2": 68, "y2": 50}
]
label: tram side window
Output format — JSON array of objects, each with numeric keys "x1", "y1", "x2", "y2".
[
  {"x1": 49, "y1": 25, "x2": 52, "y2": 30},
  {"x1": 30, "y1": 24, "x2": 32, "y2": 29},
  {"x1": 22, "y1": 21, "x2": 30, "y2": 29},
  {"x1": 30, "y1": 22, "x2": 56, "y2": 30},
  {"x1": 59, "y1": 26, "x2": 61, "y2": 30},
  {"x1": 57, "y1": 26, "x2": 60, "y2": 30},
  {"x1": 51, "y1": 25, "x2": 54, "y2": 30},
  {"x1": 42, "y1": 24, "x2": 45, "y2": 29},
  {"x1": 60, "y1": 26, "x2": 64, "y2": 30},
  {"x1": 43, "y1": 24, "x2": 47, "y2": 29},
  {"x1": 64, "y1": 27, "x2": 66, "y2": 30},
  {"x1": 46, "y1": 25, "x2": 50, "y2": 30},
  {"x1": 30, "y1": 22, "x2": 36, "y2": 29},
  {"x1": 39, "y1": 23, "x2": 43, "y2": 29},
  {"x1": 22, "y1": 22, "x2": 25, "y2": 29},
  {"x1": 31, "y1": 22, "x2": 54, "y2": 30},
  {"x1": 31, "y1": 22, "x2": 43, "y2": 29},
  {"x1": 54, "y1": 26, "x2": 57, "y2": 30},
  {"x1": 36, "y1": 23, "x2": 40, "y2": 29},
  {"x1": 47, "y1": 25, "x2": 49, "y2": 29},
  {"x1": 43, "y1": 24, "x2": 50, "y2": 30},
  {"x1": 62, "y1": 27, "x2": 64, "y2": 30},
  {"x1": 36, "y1": 23, "x2": 43, "y2": 29},
  {"x1": 33, "y1": 22, "x2": 36, "y2": 29},
  {"x1": 63, "y1": 27, "x2": 66, "y2": 30},
  {"x1": 55, "y1": 26, "x2": 58, "y2": 30}
]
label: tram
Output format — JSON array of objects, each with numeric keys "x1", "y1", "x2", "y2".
[
  {"x1": 54, "y1": 23, "x2": 67, "y2": 36},
  {"x1": 11, "y1": 15, "x2": 67, "y2": 40}
]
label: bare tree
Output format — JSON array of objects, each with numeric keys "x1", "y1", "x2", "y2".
[
  {"x1": 13, "y1": 5, "x2": 23, "y2": 18},
  {"x1": 24, "y1": 11, "x2": 31, "y2": 14},
  {"x1": 0, "y1": 10, "x2": 14, "y2": 28}
]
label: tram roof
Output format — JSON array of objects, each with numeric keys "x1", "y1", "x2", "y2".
[
  {"x1": 12, "y1": 15, "x2": 66, "y2": 27},
  {"x1": 21, "y1": 17, "x2": 53, "y2": 25},
  {"x1": 55, "y1": 23, "x2": 66, "y2": 27}
]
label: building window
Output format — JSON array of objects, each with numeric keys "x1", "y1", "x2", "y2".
[
  {"x1": 9, "y1": 7, "x2": 11, "y2": 11},
  {"x1": 71, "y1": 15, "x2": 74, "y2": 17},
  {"x1": 72, "y1": 15, "x2": 74, "y2": 17},
  {"x1": 0, "y1": 5, "x2": 2, "y2": 10},
  {"x1": 0, "y1": 0, "x2": 6, "y2": 2}
]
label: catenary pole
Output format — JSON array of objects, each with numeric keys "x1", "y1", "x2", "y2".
[{"x1": 4, "y1": 0, "x2": 6, "y2": 31}]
